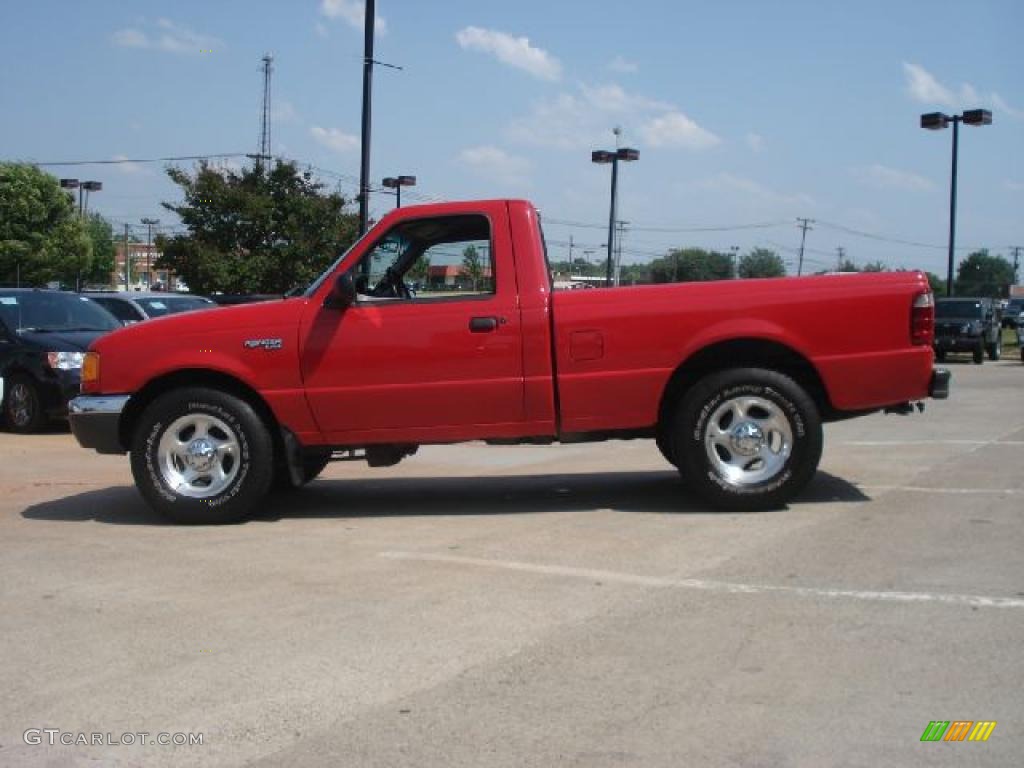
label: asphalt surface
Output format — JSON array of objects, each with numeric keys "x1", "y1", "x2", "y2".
[{"x1": 1, "y1": 357, "x2": 1022, "y2": 767}]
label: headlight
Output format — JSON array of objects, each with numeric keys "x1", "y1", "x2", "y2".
[{"x1": 46, "y1": 351, "x2": 86, "y2": 370}]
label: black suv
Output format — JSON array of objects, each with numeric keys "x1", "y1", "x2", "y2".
[
  {"x1": 933, "y1": 297, "x2": 1002, "y2": 364},
  {"x1": 0, "y1": 289, "x2": 120, "y2": 432},
  {"x1": 1001, "y1": 297, "x2": 1024, "y2": 329}
]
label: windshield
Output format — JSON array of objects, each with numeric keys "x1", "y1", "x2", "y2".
[
  {"x1": 0, "y1": 292, "x2": 120, "y2": 333},
  {"x1": 135, "y1": 297, "x2": 215, "y2": 318},
  {"x1": 302, "y1": 228, "x2": 376, "y2": 298},
  {"x1": 935, "y1": 301, "x2": 983, "y2": 319}
]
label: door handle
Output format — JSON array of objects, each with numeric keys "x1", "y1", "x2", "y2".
[{"x1": 469, "y1": 316, "x2": 499, "y2": 333}]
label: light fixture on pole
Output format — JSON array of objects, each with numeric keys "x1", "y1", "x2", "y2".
[
  {"x1": 381, "y1": 175, "x2": 416, "y2": 208},
  {"x1": 591, "y1": 146, "x2": 639, "y2": 286},
  {"x1": 920, "y1": 108, "x2": 992, "y2": 297},
  {"x1": 80, "y1": 181, "x2": 102, "y2": 217}
]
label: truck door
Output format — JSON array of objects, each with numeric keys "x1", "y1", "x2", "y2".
[{"x1": 299, "y1": 210, "x2": 525, "y2": 442}]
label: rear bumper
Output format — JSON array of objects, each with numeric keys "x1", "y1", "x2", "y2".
[
  {"x1": 929, "y1": 368, "x2": 951, "y2": 400},
  {"x1": 68, "y1": 395, "x2": 129, "y2": 454}
]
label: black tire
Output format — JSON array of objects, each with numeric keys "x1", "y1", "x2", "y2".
[
  {"x1": 672, "y1": 368, "x2": 822, "y2": 511},
  {"x1": 129, "y1": 387, "x2": 274, "y2": 524},
  {"x1": 973, "y1": 344, "x2": 984, "y2": 365},
  {"x1": 934, "y1": 350, "x2": 947, "y2": 362},
  {"x1": 1020, "y1": 347, "x2": 1024, "y2": 364},
  {"x1": 4, "y1": 374, "x2": 47, "y2": 434},
  {"x1": 655, "y1": 427, "x2": 679, "y2": 468},
  {"x1": 987, "y1": 337, "x2": 1001, "y2": 361},
  {"x1": 273, "y1": 452, "x2": 331, "y2": 490}
]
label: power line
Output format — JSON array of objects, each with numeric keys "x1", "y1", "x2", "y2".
[
  {"x1": 29, "y1": 153, "x2": 250, "y2": 167},
  {"x1": 544, "y1": 217, "x2": 787, "y2": 234}
]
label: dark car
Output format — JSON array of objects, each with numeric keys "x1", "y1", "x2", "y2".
[
  {"x1": 0, "y1": 289, "x2": 120, "y2": 432},
  {"x1": 933, "y1": 297, "x2": 1002, "y2": 364},
  {"x1": 83, "y1": 291, "x2": 217, "y2": 325},
  {"x1": 1001, "y1": 297, "x2": 1024, "y2": 329}
]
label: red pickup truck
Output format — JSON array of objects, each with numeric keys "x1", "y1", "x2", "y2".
[{"x1": 69, "y1": 199, "x2": 948, "y2": 524}]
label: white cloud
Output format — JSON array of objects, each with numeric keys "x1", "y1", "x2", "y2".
[
  {"x1": 509, "y1": 83, "x2": 716, "y2": 153},
  {"x1": 746, "y1": 132, "x2": 765, "y2": 152},
  {"x1": 640, "y1": 112, "x2": 721, "y2": 150},
  {"x1": 903, "y1": 62, "x2": 1019, "y2": 119},
  {"x1": 314, "y1": 21, "x2": 329, "y2": 38},
  {"x1": 1005, "y1": 180, "x2": 1024, "y2": 192},
  {"x1": 111, "y1": 19, "x2": 221, "y2": 54},
  {"x1": 455, "y1": 26, "x2": 561, "y2": 81},
  {"x1": 608, "y1": 55, "x2": 638, "y2": 74},
  {"x1": 854, "y1": 164, "x2": 933, "y2": 192},
  {"x1": 112, "y1": 28, "x2": 147, "y2": 48},
  {"x1": 993, "y1": 93, "x2": 1024, "y2": 120},
  {"x1": 111, "y1": 154, "x2": 151, "y2": 176},
  {"x1": 310, "y1": 125, "x2": 359, "y2": 153},
  {"x1": 903, "y1": 62, "x2": 955, "y2": 106},
  {"x1": 320, "y1": 0, "x2": 387, "y2": 34},
  {"x1": 699, "y1": 173, "x2": 814, "y2": 208},
  {"x1": 458, "y1": 145, "x2": 531, "y2": 186}
]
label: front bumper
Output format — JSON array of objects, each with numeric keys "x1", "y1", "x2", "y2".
[
  {"x1": 929, "y1": 368, "x2": 951, "y2": 400},
  {"x1": 68, "y1": 395, "x2": 130, "y2": 454}
]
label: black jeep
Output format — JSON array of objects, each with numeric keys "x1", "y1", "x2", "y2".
[{"x1": 933, "y1": 297, "x2": 1002, "y2": 364}]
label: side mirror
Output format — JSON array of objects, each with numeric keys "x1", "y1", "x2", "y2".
[{"x1": 324, "y1": 273, "x2": 357, "y2": 310}]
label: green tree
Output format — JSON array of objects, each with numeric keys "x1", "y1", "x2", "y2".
[
  {"x1": 738, "y1": 248, "x2": 786, "y2": 279},
  {"x1": 925, "y1": 271, "x2": 947, "y2": 296},
  {"x1": 407, "y1": 254, "x2": 430, "y2": 285},
  {"x1": 836, "y1": 259, "x2": 860, "y2": 273},
  {"x1": 156, "y1": 159, "x2": 358, "y2": 294},
  {"x1": 954, "y1": 250, "x2": 1014, "y2": 297},
  {"x1": 0, "y1": 163, "x2": 92, "y2": 286},
  {"x1": 461, "y1": 244, "x2": 485, "y2": 290},
  {"x1": 83, "y1": 213, "x2": 117, "y2": 286},
  {"x1": 862, "y1": 260, "x2": 887, "y2": 272},
  {"x1": 652, "y1": 248, "x2": 734, "y2": 283}
]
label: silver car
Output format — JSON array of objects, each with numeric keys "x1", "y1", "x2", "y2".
[{"x1": 82, "y1": 292, "x2": 217, "y2": 325}]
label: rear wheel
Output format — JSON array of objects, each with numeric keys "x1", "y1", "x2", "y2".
[
  {"x1": 671, "y1": 368, "x2": 822, "y2": 511},
  {"x1": 973, "y1": 344, "x2": 985, "y2": 365},
  {"x1": 4, "y1": 374, "x2": 47, "y2": 434},
  {"x1": 130, "y1": 388, "x2": 273, "y2": 524},
  {"x1": 934, "y1": 350, "x2": 946, "y2": 362}
]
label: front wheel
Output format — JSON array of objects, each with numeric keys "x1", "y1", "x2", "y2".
[
  {"x1": 672, "y1": 368, "x2": 822, "y2": 511},
  {"x1": 4, "y1": 374, "x2": 47, "y2": 433},
  {"x1": 130, "y1": 388, "x2": 274, "y2": 524},
  {"x1": 973, "y1": 344, "x2": 985, "y2": 364}
]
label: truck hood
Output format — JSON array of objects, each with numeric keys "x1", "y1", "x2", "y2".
[{"x1": 92, "y1": 297, "x2": 309, "y2": 353}]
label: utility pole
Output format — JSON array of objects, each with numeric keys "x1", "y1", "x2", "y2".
[
  {"x1": 796, "y1": 218, "x2": 814, "y2": 276},
  {"x1": 568, "y1": 235, "x2": 574, "y2": 274},
  {"x1": 123, "y1": 224, "x2": 131, "y2": 290},
  {"x1": 730, "y1": 246, "x2": 739, "y2": 279},
  {"x1": 141, "y1": 218, "x2": 159, "y2": 289},
  {"x1": 358, "y1": 0, "x2": 376, "y2": 236},
  {"x1": 836, "y1": 246, "x2": 846, "y2": 272},
  {"x1": 1011, "y1": 246, "x2": 1021, "y2": 284}
]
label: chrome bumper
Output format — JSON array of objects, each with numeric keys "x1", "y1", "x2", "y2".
[{"x1": 68, "y1": 395, "x2": 130, "y2": 454}]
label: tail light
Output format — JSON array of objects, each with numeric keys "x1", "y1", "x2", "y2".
[{"x1": 911, "y1": 291, "x2": 934, "y2": 346}]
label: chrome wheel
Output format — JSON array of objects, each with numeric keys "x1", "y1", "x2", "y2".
[
  {"x1": 703, "y1": 395, "x2": 793, "y2": 487},
  {"x1": 8, "y1": 382, "x2": 35, "y2": 428},
  {"x1": 157, "y1": 413, "x2": 240, "y2": 498}
]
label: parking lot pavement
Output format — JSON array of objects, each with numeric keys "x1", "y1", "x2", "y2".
[{"x1": 1, "y1": 359, "x2": 1022, "y2": 767}]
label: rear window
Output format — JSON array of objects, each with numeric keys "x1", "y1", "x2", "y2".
[
  {"x1": 935, "y1": 301, "x2": 983, "y2": 319},
  {"x1": 0, "y1": 292, "x2": 120, "y2": 332}
]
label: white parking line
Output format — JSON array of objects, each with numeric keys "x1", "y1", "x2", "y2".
[
  {"x1": 379, "y1": 552, "x2": 1024, "y2": 609},
  {"x1": 861, "y1": 485, "x2": 1024, "y2": 495},
  {"x1": 843, "y1": 440, "x2": 1024, "y2": 446}
]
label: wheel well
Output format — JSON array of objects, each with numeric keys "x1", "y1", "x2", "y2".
[
  {"x1": 120, "y1": 370, "x2": 284, "y2": 461},
  {"x1": 656, "y1": 339, "x2": 833, "y2": 429}
]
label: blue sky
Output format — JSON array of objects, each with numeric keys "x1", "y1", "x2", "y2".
[{"x1": 2, "y1": 0, "x2": 1021, "y2": 275}]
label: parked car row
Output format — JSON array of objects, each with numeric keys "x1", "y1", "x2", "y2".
[{"x1": 1, "y1": 289, "x2": 218, "y2": 433}]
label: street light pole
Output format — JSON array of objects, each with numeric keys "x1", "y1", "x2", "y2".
[
  {"x1": 357, "y1": 0, "x2": 376, "y2": 235},
  {"x1": 921, "y1": 109, "x2": 992, "y2": 297},
  {"x1": 382, "y1": 175, "x2": 416, "y2": 208},
  {"x1": 591, "y1": 146, "x2": 638, "y2": 287}
]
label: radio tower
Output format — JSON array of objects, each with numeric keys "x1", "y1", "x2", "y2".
[{"x1": 257, "y1": 53, "x2": 273, "y2": 172}]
